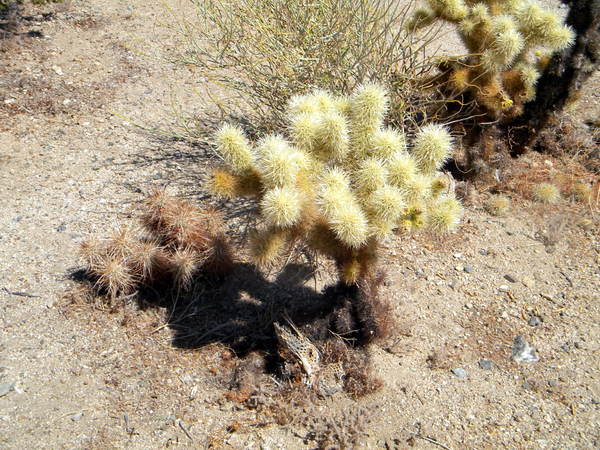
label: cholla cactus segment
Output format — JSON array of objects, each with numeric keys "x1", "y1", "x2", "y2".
[
  {"x1": 402, "y1": 173, "x2": 432, "y2": 204},
  {"x1": 532, "y1": 182, "x2": 560, "y2": 203},
  {"x1": 290, "y1": 113, "x2": 320, "y2": 153},
  {"x1": 349, "y1": 83, "x2": 389, "y2": 156},
  {"x1": 311, "y1": 89, "x2": 336, "y2": 112},
  {"x1": 372, "y1": 128, "x2": 407, "y2": 160},
  {"x1": 428, "y1": 0, "x2": 468, "y2": 22},
  {"x1": 355, "y1": 158, "x2": 388, "y2": 195},
  {"x1": 430, "y1": 174, "x2": 450, "y2": 197},
  {"x1": 215, "y1": 124, "x2": 255, "y2": 174},
  {"x1": 210, "y1": 168, "x2": 262, "y2": 199},
  {"x1": 489, "y1": 18, "x2": 523, "y2": 67},
  {"x1": 366, "y1": 185, "x2": 406, "y2": 223},
  {"x1": 412, "y1": 124, "x2": 453, "y2": 174},
  {"x1": 257, "y1": 135, "x2": 302, "y2": 188},
  {"x1": 484, "y1": 194, "x2": 510, "y2": 216},
  {"x1": 387, "y1": 152, "x2": 418, "y2": 187},
  {"x1": 340, "y1": 258, "x2": 361, "y2": 285},
  {"x1": 326, "y1": 201, "x2": 369, "y2": 248},
  {"x1": 288, "y1": 94, "x2": 320, "y2": 117},
  {"x1": 315, "y1": 111, "x2": 350, "y2": 161},
  {"x1": 261, "y1": 186, "x2": 302, "y2": 227},
  {"x1": 426, "y1": 196, "x2": 463, "y2": 232},
  {"x1": 546, "y1": 25, "x2": 575, "y2": 52},
  {"x1": 321, "y1": 166, "x2": 352, "y2": 192},
  {"x1": 406, "y1": 6, "x2": 437, "y2": 30},
  {"x1": 572, "y1": 182, "x2": 591, "y2": 203},
  {"x1": 251, "y1": 228, "x2": 288, "y2": 268}
]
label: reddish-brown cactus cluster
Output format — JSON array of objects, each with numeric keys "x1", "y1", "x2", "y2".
[{"x1": 80, "y1": 190, "x2": 234, "y2": 299}]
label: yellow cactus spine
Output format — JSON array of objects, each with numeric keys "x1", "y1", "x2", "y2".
[
  {"x1": 387, "y1": 152, "x2": 418, "y2": 187},
  {"x1": 428, "y1": 0, "x2": 468, "y2": 22},
  {"x1": 250, "y1": 228, "x2": 288, "y2": 269},
  {"x1": 355, "y1": 158, "x2": 388, "y2": 197},
  {"x1": 316, "y1": 111, "x2": 350, "y2": 161},
  {"x1": 426, "y1": 196, "x2": 463, "y2": 232},
  {"x1": 256, "y1": 135, "x2": 301, "y2": 188},
  {"x1": 371, "y1": 128, "x2": 407, "y2": 160},
  {"x1": 215, "y1": 124, "x2": 255, "y2": 174},
  {"x1": 349, "y1": 83, "x2": 389, "y2": 157},
  {"x1": 412, "y1": 124, "x2": 453, "y2": 174},
  {"x1": 261, "y1": 186, "x2": 302, "y2": 228}
]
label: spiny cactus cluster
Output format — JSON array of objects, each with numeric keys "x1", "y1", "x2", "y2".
[
  {"x1": 211, "y1": 84, "x2": 462, "y2": 285},
  {"x1": 409, "y1": 0, "x2": 575, "y2": 118},
  {"x1": 80, "y1": 191, "x2": 233, "y2": 298},
  {"x1": 532, "y1": 182, "x2": 560, "y2": 204}
]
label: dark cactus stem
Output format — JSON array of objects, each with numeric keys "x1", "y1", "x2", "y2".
[{"x1": 505, "y1": 0, "x2": 600, "y2": 154}]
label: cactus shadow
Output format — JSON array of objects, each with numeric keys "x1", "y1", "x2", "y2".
[{"x1": 143, "y1": 262, "x2": 346, "y2": 357}]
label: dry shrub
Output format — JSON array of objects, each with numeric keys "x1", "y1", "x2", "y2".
[
  {"x1": 535, "y1": 114, "x2": 600, "y2": 174},
  {"x1": 496, "y1": 151, "x2": 597, "y2": 208},
  {"x1": 157, "y1": 0, "x2": 439, "y2": 132}
]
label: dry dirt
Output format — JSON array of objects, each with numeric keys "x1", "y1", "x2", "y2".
[{"x1": 0, "y1": 1, "x2": 599, "y2": 449}]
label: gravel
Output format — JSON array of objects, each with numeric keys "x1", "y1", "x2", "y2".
[
  {"x1": 512, "y1": 336, "x2": 539, "y2": 363},
  {"x1": 0, "y1": 383, "x2": 13, "y2": 397},
  {"x1": 452, "y1": 368, "x2": 468, "y2": 378},
  {"x1": 478, "y1": 360, "x2": 494, "y2": 370}
]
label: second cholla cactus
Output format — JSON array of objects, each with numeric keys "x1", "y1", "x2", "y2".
[
  {"x1": 409, "y1": 0, "x2": 575, "y2": 118},
  {"x1": 211, "y1": 84, "x2": 462, "y2": 284}
]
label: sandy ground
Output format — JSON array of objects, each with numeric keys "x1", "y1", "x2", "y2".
[{"x1": 0, "y1": 1, "x2": 599, "y2": 448}]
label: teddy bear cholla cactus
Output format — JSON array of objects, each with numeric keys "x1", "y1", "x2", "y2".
[
  {"x1": 80, "y1": 191, "x2": 234, "y2": 299},
  {"x1": 211, "y1": 84, "x2": 461, "y2": 287},
  {"x1": 408, "y1": 0, "x2": 575, "y2": 119}
]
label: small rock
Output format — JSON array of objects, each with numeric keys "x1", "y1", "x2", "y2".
[
  {"x1": 504, "y1": 274, "x2": 517, "y2": 283},
  {"x1": 415, "y1": 269, "x2": 425, "y2": 277},
  {"x1": 499, "y1": 285, "x2": 510, "y2": 292},
  {"x1": 51, "y1": 65, "x2": 64, "y2": 76},
  {"x1": 512, "y1": 336, "x2": 539, "y2": 363},
  {"x1": 479, "y1": 249, "x2": 489, "y2": 255},
  {"x1": 56, "y1": 223, "x2": 67, "y2": 232},
  {"x1": 453, "y1": 253, "x2": 463, "y2": 259},
  {"x1": 522, "y1": 379, "x2": 537, "y2": 391},
  {"x1": 464, "y1": 265, "x2": 474, "y2": 273},
  {"x1": 71, "y1": 413, "x2": 83, "y2": 422},
  {"x1": 452, "y1": 368, "x2": 468, "y2": 378},
  {"x1": 528, "y1": 316, "x2": 542, "y2": 327},
  {"x1": 479, "y1": 359, "x2": 494, "y2": 370},
  {"x1": 3, "y1": 98, "x2": 16, "y2": 105},
  {"x1": 455, "y1": 265, "x2": 464, "y2": 272},
  {"x1": 506, "y1": 230, "x2": 514, "y2": 236},
  {"x1": 0, "y1": 383, "x2": 13, "y2": 397}
]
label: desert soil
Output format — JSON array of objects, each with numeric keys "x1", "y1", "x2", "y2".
[{"x1": 0, "y1": 1, "x2": 598, "y2": 449}]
